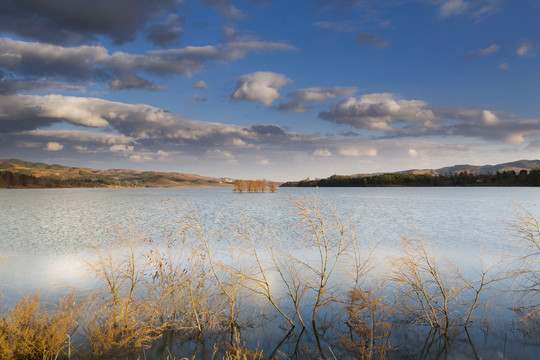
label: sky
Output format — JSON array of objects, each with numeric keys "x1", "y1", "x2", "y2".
[{"x1": 0, "y1": 0, "x2": 539, "y2": 181}]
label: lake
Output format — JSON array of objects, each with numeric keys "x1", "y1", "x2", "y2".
[
  {"x1": 0, "y1": 187, "x2": 539, "y2": 359},
  {"x1": 0, "y1": 187, "x2": 535, "y2": 292}
]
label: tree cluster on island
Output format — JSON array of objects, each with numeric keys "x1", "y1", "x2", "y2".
[{"x1": 233, "y1": 179, "x2": 278, "y2": 193}]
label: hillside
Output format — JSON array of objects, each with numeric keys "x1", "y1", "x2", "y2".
[
  {"x1": 433, "y1": 160, "x2": 540, "y2": 176},
  {"x1": 0, "y1": 159, "x2": 234, "y2": 188}
]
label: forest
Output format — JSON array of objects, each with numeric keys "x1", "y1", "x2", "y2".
[{"x1": 281, "y1": 169, "x2": 540, "y2": 187}]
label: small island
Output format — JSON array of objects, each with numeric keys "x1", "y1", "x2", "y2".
[{"x1": 233, "y1": 179, "x2": 279, "y2": 193}]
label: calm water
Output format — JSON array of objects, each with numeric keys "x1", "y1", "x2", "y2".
[
  {"x1": 0, "y1": 186, "x2": 538, "y2": 295},
  {"x1": 1, "y1": 187, "x2": 539, "y2": 359}
]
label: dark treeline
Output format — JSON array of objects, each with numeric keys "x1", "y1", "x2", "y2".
[
  {"x1": 282, "y1": 169, "x2": 540, "y2": 187},
  {"x1": 0, "y1": 171, "x2": 124, "y2": 188}
]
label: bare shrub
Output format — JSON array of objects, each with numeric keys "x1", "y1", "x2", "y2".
[
  {"x1": 339, "y1": 288, "x2": 392, "y2": 360},
  {"x1": 176, "y1": 205, "x2": 249, "y2": 341},
  {"x1": 291, "y1": 194, "x2": 353, "y2": 324},
  {"x1": 80, "y1": 224, "x2": 160, "y2": 358},
  {"x1": 510, "y1": 205, "x2": 540, "y2": 322},
  {"x1": 389, "y1": 238, "x2": 497, "y2": 331},
  {"x1": 0, "y1": 292, "x2": 79, "y2": 360}
]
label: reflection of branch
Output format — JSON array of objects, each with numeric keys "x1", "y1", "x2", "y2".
[
  {"x1": 465, "y1": 327, "x2": 482, "y2": 360},
  {"x1": 268, "y1": 327, "x2": 294, "y2": 359}
]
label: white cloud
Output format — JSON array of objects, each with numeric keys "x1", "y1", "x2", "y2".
[
  {"x1": 191, "y1": 80, "x2": 208, "y2": 89},
  {"x1": 109, "y1": 75, "x2": 162, "y2": 91},
  {"x1": 231, "y1": 72, "x2": 291, "y2": 106},
  {"x1": 319, "y1": 93, "x2": 437, "y2": 131},
  {"x1": 313, "y1": 149, "x2": 332, "y2": 157},
  {"x1": 205, "y1": 149, "x2": 237, "y2": 164},
  {"x1": 279, "y1": 86, "x2": 358, "y2": 113},
  {"x1": 437, "y1": 0, "x2": 504, "y2": 21},
  {"x1": 129, "y1": 154, "x2": 153, "y2": 162},
  {"x1": 337, "y1": 147, "x2": 378, "y2": 157},
  {"x1": 439, "y1": 0, "x2": 468, "y2": 17},
  {"x1": 498, "y1": 62, "x2": 510, "y2": 70},
  {"x1": 517, "y1": 40, "x2": 536, "y2": 57},
  {"x1": 110, "y1": 144, "x2": 135, "y2": 152},
  {"x1": 504, "y1": 133, "x2": 525, "y2": 145},
  {"x1": 0, "y1": 94, "x2": 297, "y2": 148},
  {"x1": 408, "y1": 149, "x2": 418, "y2": 157},
  {"x1": 22, "y1": 130, "x2": 136, "y2": 145},
  {"x1": 480, "y1": 110, "x2": 500, "y2": 126},
  {"x1": 202, "y1": 0, "x2": 246, "y2": 20},
  {"x1": 44, "y1": 142, "x2": 63, "y2": 151},
  {"x1": 0, "y1": 37, "x2": 295, "y2": 86},
  {"x1": 366, "y1": 149, "x2": 378, "y2": 157},
  {"x1": 466, "y1": 44, "x2": 500, "y2": 56}
]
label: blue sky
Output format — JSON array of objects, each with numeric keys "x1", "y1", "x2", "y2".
[{"x1": 0, "y1": 0, "x2": 539, "y2": 181}]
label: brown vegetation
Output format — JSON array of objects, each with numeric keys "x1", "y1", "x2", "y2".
[{"x1": 233, "y1": 179, "x2": 278, "y2": 193}]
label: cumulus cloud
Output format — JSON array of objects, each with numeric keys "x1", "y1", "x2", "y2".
[
  {"x1": 498, "y1": 62, "x2": 510, "y2": 70},
  {"x1": 191, "y1": 81, "x2": 208, "y2": 89},
  {"x1": 313, "y1": 149, "x2": 332, "y2": 157},
  {"x1": 231, "y1": 72, "x2": 291, "y2": 106},
  {"x1": 319, "y1": 93, "x2": 437, "y2": 131},
  {"x1": 110, "y1": 145, "x2": 135, "y2": 152},
  {"x1": 109, "y1": 75, "x2": 162, "y2": 91},
  {"x1": 23, "y1": 130, "x2": 136, "y2": 145},
  {"x1": 202, "y1": 0, "x2": 246, "y2": 20},
  {"x1": 337, "y1": 147, "x2": 377, "y2": 157},
  {"x1": 480, "y1": 110, "x2": 500, "y2": 125},
  {"x1": 434, "y1": 106, "x2": 501, "y2": 126},
  {"x1": 0, "y1": 0, "x2": 180, "y2": 46},
  {"x1": 44, "y1": 142, "x2": 63, "y2": 151},
  {"x1": 0, "y1": 94, "x2": 298, "y2": 149},
  {"x1": 0, "y1": 37, "x2": 294, "y2": 90},
  {"x1": 190, "y1": 94, "x2": 208, "y2": 103},
  {"x1": 146, "y1": 14, "x2": 184, "y2": 48},
  {"x1": 439, "y1": 0, "x2": 468, "y2": 17},
  {"x1": 466, "y1": 44, "x2": 500, "y2": 57},
  {"x1": 0, "y1": 78, "x2": 85, "y2": 95},
  {"x1": 516, "y1": 40, "x2": 536, "y2": 57},
  {"x1": 435, "y1": 0, "x2": 504, "y2": 21},
  {"x1": 278, "y1": 86, "x2": 358, "y2": 113},
  {"x1": 2, "y1": 91, "x2": 538, "y2": 176},
  {"x1": 386, "y1": 106, "x2": 540, "y2": 146},
  {"x1": 205, "y1": 149, "x2": 237, "y2": 164},
  {"x1": 313, "y1": 21, "x2": 357, "y2": 33},
  {"x1": 356, "y1": 33, "x2": 389, "y2": 48},
  {"x1": 505, "y1": 133, "x2": 525, "y2": 145}
]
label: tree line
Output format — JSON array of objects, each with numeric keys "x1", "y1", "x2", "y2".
[{"x1": 281, "y1": 169, "x2": 540, "y2": 187}]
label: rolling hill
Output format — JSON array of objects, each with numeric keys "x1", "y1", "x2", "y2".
[{"x1": 0, "y1": 159, "x2": 234, "y2": 188}]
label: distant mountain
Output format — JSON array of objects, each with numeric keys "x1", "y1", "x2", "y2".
[
  {"x1": 0, "y1": 159, "x2": 234, "y2": 188},
  {"x1": 434, "y1": 160, "x2": 540, "y2": 175},
  {"x1": 353, "y1": 159, "x2": 540, "y2": 177}
]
